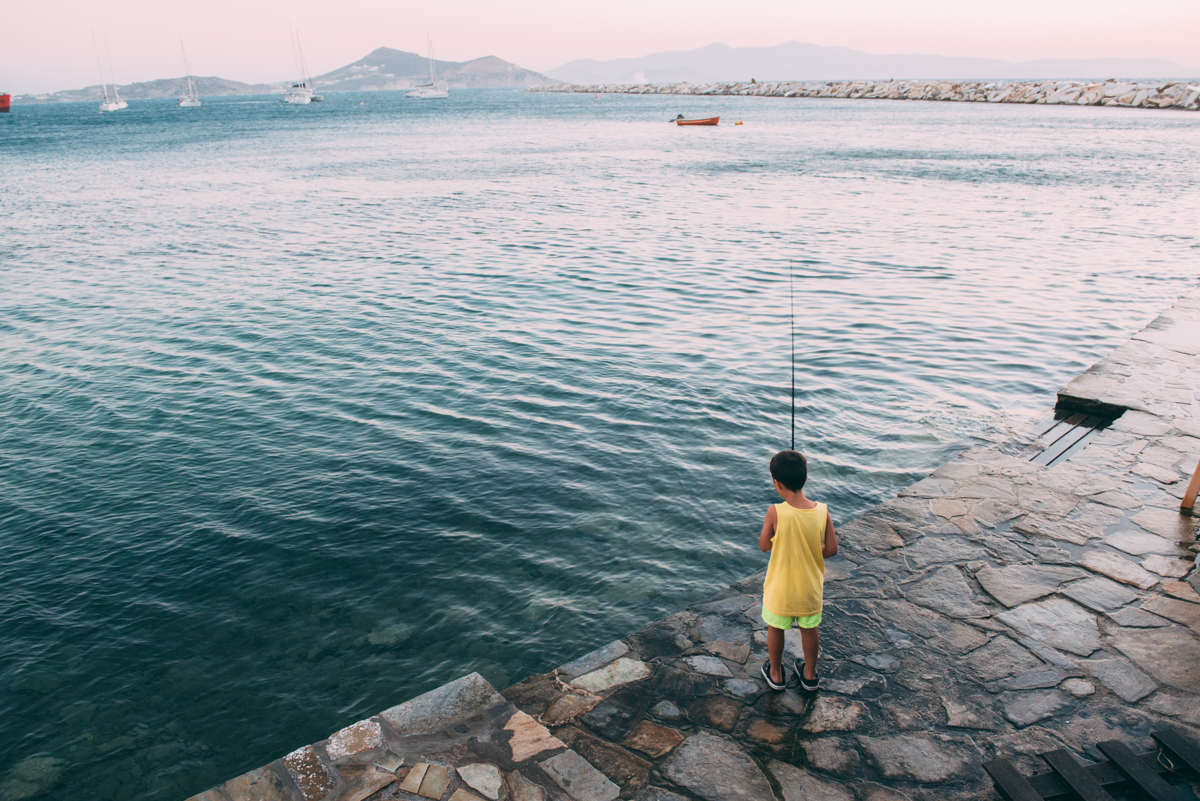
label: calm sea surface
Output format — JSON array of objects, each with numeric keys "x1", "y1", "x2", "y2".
[{"x1": 1, "y1": 89, "x2": 1197, "y2": 800}]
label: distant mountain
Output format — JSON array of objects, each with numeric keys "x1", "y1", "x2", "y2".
[
  {"x1": 16, "y1": 47, "x2": 551, "y2": 103},
  {"x1": 547, "y1": 41, "x2": 1199, "y2": 85},
  {"x1": 17, "y1": 76, "x2": 264, "y2": 104},
  {"x1": 313, "y1": 47, "x2": 551, "y2": 90}
]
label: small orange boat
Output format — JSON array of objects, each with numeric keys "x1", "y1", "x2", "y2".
[{"x1": 676, "y1": 116, "x2": 719, "y2": 126}]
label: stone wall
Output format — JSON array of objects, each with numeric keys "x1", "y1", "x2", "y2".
[{"x1": 529, "y1": 79, "x2": 1200, "y2": 111}]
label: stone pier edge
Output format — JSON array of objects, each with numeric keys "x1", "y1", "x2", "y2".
[
  {"x1": 190, "y1": 287, "x2": 1200, "y2": 801},
  {"x1": 527, "y1": 79, "x2": 1200, "y2": 111}
]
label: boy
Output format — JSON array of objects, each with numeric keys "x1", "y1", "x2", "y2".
[{"x1": 758, "y1": 449, "x2": 837, "y2": 691}]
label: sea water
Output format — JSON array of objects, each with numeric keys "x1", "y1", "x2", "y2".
[{"x1": 1, "y1": 89, "x2": 1197, "y2": 800}]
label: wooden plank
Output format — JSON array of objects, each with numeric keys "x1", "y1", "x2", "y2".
[
  {"x1": 1046, "y1": 426, "x2": 1100, "y2": 466},
  {"x1": 1041, "y1": 749, "x2": 1114, "y2": 801},
  {"x1": 1154, "y1": 729, "x2": 1200, "y2": 776},
  {"x1": 1035, "y1": 424, "x2": 1093, "y2": 466},
  {"x1": 1096, "y1": 740, "x2": 1180, "y2": 801},
  {"x1": 1028, "y1": 751, "x2": 1174, "y2": 799},
  {"x1": 983, "y1": 759, "x2": 1044, "y2": 801}
]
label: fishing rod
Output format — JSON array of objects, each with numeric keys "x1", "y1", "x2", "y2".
[{"x1": 771, "y1": 229, "x2": 797, "y2": 451}]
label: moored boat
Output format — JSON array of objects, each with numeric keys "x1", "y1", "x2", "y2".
[
  {"x1": 407, "y1": 36, "x2": 449, "y2": 99},
  {"x1": 0, "y1": 94, "x2": 10, "y2": 113},
  {"x1": 676, "y1": 116, "x2": 719, "y2": 126},
  {"x1": 178, "y1": 41, "x2": 201, "y2": 107}
]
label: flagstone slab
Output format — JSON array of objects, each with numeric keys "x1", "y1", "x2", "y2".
[
  {"x1": 705, "y1": 640, "x2": 751, "y2": 663},
  {"x1": 900, "y1": 537, "x2": 989, "y2": 570},
  {"x1": 1141, "y1": 554, "x2": 1194, "y2": 578},
  {"x1": 1131, "y1": 508, "x2": 1198, "y2": 544},
  {"x1": 504, "y1": 711, "x2": 566, "y2": 762},
  {"x1": 1062, "y1": 576, "x2": 1138, "y2": 612},
  {"x1": 400, "y1": 763, "x2": 429, "y2": 793},
  {"x1": 976, "y1": 565, "x2": 1085, "y2": 607},
  {"x1": 1104, "y1": 530, "x2": 1189, "y2": 557},
  {"x1": 1078, "y1": 551, "x2": 1158, "y2": 590},
  {"x1": 221, "y1": 767, "x2": 294, "y2": 801},
  {"x1": 1061, "y1": 678, "x2": 1096, "y2": 697},
  {"x1": 683, "y1": 655, "x2": 732, "y2": 677},
  {"x1": 1017, "y1": 486, "x2": 1079, "y2": 518},
  {"x1": 1111, "y1": 626, "x2": 1200, "y2": 691},
  {"x1": 900, "y1": 477, "x2": 956, "y2": 499},
  {"x1": 1085, "y1": 657, "x2": 1157, "y2": 702},
  {"x1": 570, "y1": 658, "x2": 652, "y2": 693},
  {"x1": 458, "y1": 764, "x2": 503, "y2": 800},
  {"x1": 995, "y1": 599, "x2": 1100, "y2": 656},
  {"x1": 632, "y1": 789, "x2": 689, "y2": 801},
  {"x1": 380, "y1": 673, "x2": 505, "y2": 736},
  {"x1": 768, "y1": 759, "x2": 855, "y2": 801},
  {"x1": 539, "y1": 750, "x2": 619, "y2": 801},
  {"x1": 661, "y1": 732, "x2": 774, "y2": 801},
  {"x1": 544, "y1": 693, "x2": 601, "y2": 726},
  {"x1": 622, "y1": 721, "x2": 684, "y2": 758},
  {"x1": 1012, "y1": 514, "x2": 1097, "y2": 545},
  {"x1": 856, "y1": 735, "x2": 973, "y2": 783},
  {"x1": 963, "y1": 636, "x2": 1045, "y2": 683},
  {"x1": 506, "y1": 770, "x2": 547, "y2": 801},
  {"x1": 1106, "y1": 607, "x2": 1169, "y2": 627},
  {"x1": 1142, "y1": 596, "x2": 1200, "y2": 632},
  {"x1": 803, "y1": 697, "x2": 868, "y2": 733},
  {"x1": 1002, "y1": 690, "x2": 1072, "y2": 727},
  {"x1": 283, "y1": 746, "x2": 334, "y2": 801},
  {"x1": 418, "y1": 764, "x2": 452, "y2": 799},
  {"x1": 558, "y1": 641, "x2": 629, "y2": 679},
  {"x1": 1164, "y1": 580, "x2": 1200, "y2": 603},
  {"x1": 800, "y1": 737, "x2": 861, "y2": 775},
  {"x1": 900, "y1": 565, "x2": 991, "y2": 618},
  {"x1": 697, "y1": 616, "x2": 751, "y2": 646},
  {"x1": 325, "y1": 719, "x2": 383, "y2": 762},
  {"x1": 342, "y1": 766, "x2": 397, "y2": 801},
  {"x1": 449, "y1": 790, "x2": 486, "y2": 801},
  {"x1": 1132, "y1": 463, "x2": 1182, "y2": 484}
]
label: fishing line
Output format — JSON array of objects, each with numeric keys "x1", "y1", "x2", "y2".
[
  {"x1": 789, "y1": 250, "x2": 795, "y2": 451},
  {"x1": 771, "y1": 227, "x2": 797, "y2": 451}
]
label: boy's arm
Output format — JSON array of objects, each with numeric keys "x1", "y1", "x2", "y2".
[
  {"x1": 821, "y1": 512, "x2": 838, "y2": 558},
  {"x1": 759, "y1": 506, "x2": 777, "y2": 552}
]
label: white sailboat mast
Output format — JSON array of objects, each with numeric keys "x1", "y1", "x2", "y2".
[
  {"x1": 104, "y1": 36, "x2": 122, "y2": 102},
  {"x1": 296, "y1": 32, "x2": 313, "y2": 88},
  {"x1": 92, "y1": 31, "x2": 112, "y2": 103},
  {"x1": 427, "y1": 35, "x2": 435, "y2": 84},
  {"x1": 181, "y1": 41, "x2": 196, "y2": 98}
]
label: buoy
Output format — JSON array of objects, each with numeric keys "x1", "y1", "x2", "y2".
[{"x1": 735, "y1": 121, "x2": 744, "y2": 125}]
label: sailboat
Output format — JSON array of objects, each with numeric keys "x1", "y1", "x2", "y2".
[
  {"x1": 178, "y1": 41, "x2": 201, "y2": 107},
  {"x1": 282, "y1": 29, "x2": 315, "y2": 104},
  {"x1": 406, "y1": 36, "x2": 448, "y2": 99},
  {"x1": 94, "y1": 33, "x2": 128, "y2": 112}
]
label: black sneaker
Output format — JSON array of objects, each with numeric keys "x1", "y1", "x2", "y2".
[
  {"x1": 760, "y1": 661, "x2": 786, "y2": 691},
  {"x1": 794, "y1": 659, "x2": 819, "y2": 692}
]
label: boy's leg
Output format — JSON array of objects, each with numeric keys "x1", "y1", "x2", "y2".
[
  {"x1": 800, "y1": 626, "x2": 820, "y2": 680},
  {"x1": 766, "y1": 625, "x2": 786, "y2": 685}
]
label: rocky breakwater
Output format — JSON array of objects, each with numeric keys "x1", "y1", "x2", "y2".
[
  {"x1": 184, "y1": 288, "x2": 1200, "y2": 801},
  {"x1": 530, "y1": 79, "x2": 1200, "y2": 110}
]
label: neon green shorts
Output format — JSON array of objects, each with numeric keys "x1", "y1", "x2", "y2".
[{"x1": 762, "y1": 604, "x2": 821, "y2": 630}]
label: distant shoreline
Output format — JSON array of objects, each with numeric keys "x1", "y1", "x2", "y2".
[{"x1": 530, "y1": 79, "x2": 1200, "y2": 111}]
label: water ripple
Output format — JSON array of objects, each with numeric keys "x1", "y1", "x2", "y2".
[{"x1": 0, "y1": 90, "x2": 1197, "y2": 800}]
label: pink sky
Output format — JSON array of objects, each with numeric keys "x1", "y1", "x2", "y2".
[{"x1": 5, "y1": 0, "x2": 1198, "y2": 94}]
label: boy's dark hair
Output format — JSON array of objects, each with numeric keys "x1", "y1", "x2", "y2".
[{"x1": 770, "y1": 450, "x2": 808, "y2": 491}]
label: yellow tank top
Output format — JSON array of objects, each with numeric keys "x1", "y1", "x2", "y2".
[{"x1": 763, "y1": 501, "x2": 827, "y2": 617}]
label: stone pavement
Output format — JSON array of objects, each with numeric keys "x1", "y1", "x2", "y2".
[{"x1": 188, "y1": 288, "x2": 1200, "y2": 801}]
